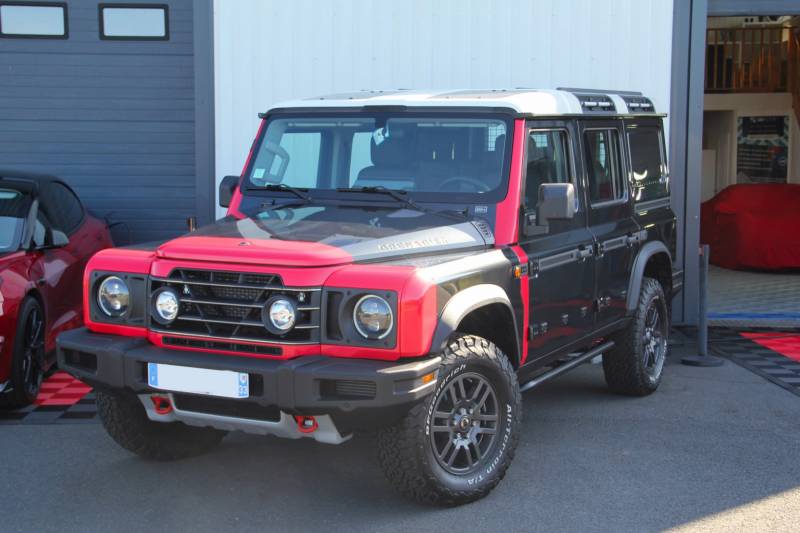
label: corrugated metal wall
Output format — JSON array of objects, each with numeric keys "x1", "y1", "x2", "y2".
[
  {"x1": 213, "y1": 0, "x2": 674, "y2": 215},
  {"x1": 0, "y1": 0, "x2": 199, "y2": 244}
]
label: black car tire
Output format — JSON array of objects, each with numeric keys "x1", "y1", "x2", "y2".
[
  {"x1": 377, "y1": 334, "x2": 521, "y2": 506},
  {"x1": 97, "y1": 390, "x2": 226, "y2": 461},
  {"x1": 603, "y1": 277, "x2": 669, "y2": 396},
  {"x1": 1, "y1": 297, "x2": 45, "y2": 408}
]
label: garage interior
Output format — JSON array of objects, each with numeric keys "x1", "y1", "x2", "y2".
[{"x1": 700, "y1": 14, "x2": 800, "y2": 328}]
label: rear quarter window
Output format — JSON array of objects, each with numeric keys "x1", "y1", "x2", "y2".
[{"x1": 628, "y1": 127, "x2": 668, "y2": 202}]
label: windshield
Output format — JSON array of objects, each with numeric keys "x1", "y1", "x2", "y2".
[
  {"x1": 0, "y1": 189, "x2": 29, "y2": 253},
  {"x1": 245, "y1": 112, "x2": 512, "y2": 202}
]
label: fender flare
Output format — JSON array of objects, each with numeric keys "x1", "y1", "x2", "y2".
[
  {"x1": 429, "y1": 283, "x2": 520, "y2": 360},
  {"x1": 626, "y1": 241, "x2": 672, "y2": 312}
]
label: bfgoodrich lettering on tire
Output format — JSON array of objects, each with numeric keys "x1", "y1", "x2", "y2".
[{"x1": 376, "y1": 334, "x2": 521, "y2": 505}]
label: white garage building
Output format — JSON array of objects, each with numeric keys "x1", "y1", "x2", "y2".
[{"x1": 2, "y1": 0, "x2": 798, "y2": 325}]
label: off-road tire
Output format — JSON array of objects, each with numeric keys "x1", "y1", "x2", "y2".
[
  {"x1": 0, "y1": 297, "x2": 45, "y2": 408},
  {"x1": 377, "y1": 334, "x2": 521, "y2": 506},
  {"x1": 603, "y1": 277, "x2": 669, "y2": 396},
  {"x1": 97, "y1": 390, "x2": 226, "y2": 461}
]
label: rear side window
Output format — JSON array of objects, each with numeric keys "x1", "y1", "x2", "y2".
[
  {"x1": 41, "y1": 183, "x2": 84, "y2": 234},
  {"x1": 584, "y1": 129, "x2": 624, "y2": 204},
  {"x1": 525, "y1": 129, "x2": 572, "y2": 209},
  {"x1": 0, "y1": 2, "x2": 67, "y2": 38},
  {"x1": 628, "y1": 127, "x2": 668, "y2": 202}
]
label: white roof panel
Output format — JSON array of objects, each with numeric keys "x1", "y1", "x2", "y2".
[{"x1": 267, "y1": 89, "x2": 660, "y2": 116}]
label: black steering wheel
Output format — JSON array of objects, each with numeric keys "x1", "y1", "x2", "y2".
[{"x1": 437, "y1": 176, "x2": 491, "y2": 193}]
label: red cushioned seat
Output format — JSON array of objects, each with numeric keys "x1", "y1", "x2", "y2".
[{"x1": 700, "y1": 184, "x2": 800, "y2": 270}]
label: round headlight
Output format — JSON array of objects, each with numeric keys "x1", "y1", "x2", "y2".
[
  {"x1": 267, "y1": 298, "x2": 296, "y2": 332},
  {"x1": 353, "y1": 295, "x2": 393, "y2": 339},
  {"x1": 97, "y1": 276, "x2": 129, "y2": 317},
  {"x1": 153, "y1": 288, "x2": 179, "y2": 323}
]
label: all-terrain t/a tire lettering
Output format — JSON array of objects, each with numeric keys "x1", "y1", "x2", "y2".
[{"x1": 377, "y1": 334, "x2": 521, "y2": 505}]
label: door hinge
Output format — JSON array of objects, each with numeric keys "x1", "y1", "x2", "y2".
[
  {"x1": 528, "y1": 259, "x2": 540, "y2": 278},
  {"x1": 529, "y1": 322, "x2": 549, "y2": 338},
  {"x1": 594, "y1": 296, "x2": 611, "y2": 311},
  {"x1": 626, "y1": 229, "x2": 648, "y2": 246},
  {"x1": 594, "y1": 242, "x2": 605, "y2": 258}
]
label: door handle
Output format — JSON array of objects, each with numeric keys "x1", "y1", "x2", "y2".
[{"x1": 577, "y1": 246, "x2": 593, "y2": 260}]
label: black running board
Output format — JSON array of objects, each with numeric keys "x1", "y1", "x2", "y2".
[{"x1": 519, "y1": 341, "x2": 614, "y2": 393}]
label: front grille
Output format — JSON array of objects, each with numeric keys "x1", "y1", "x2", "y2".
[
  {"x1": 150, "y1": 269, "x2": 321, "y2": 346},
  {"x1": 172, "y1": 394, "x2": 281, "y2": 422},
  {"x1": 162, "y1": 336, "x2": 282, "y2": 356}
]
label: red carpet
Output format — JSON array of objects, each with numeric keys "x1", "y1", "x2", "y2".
[
  {"x1": 741, "y1": 332, "x2": 800, "y2": 362},
  {"x1": 35, "y1": 371, "x2": 92, "y2": 406}
]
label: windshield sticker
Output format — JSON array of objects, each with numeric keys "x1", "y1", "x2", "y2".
[{"x1": 252, "y1": 168, "x2": 266, "y2": 179}]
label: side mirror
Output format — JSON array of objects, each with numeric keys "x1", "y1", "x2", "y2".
[
  {"x1": 219, "y1": 175, "x2": 240, "y2": 208},
  {"x1": 538, "y1": 183, "x2": 576, "y2": 222},
  {"x1": 522, "y1": 183, "x2": 576, "y2": 237},
  {"x1": 44, "y1": 229, "x2": 69, "y2": 248}
]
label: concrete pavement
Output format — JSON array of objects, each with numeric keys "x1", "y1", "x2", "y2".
[{"x1": 2, "y1": 341, "x2": 800, "y2": 532}]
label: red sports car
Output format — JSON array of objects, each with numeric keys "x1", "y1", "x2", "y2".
[{"x1": 0, "y1": 171, "x2": 112, "y2": 406}]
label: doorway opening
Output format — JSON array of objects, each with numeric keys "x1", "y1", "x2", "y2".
[{"x1": 700, "y1": 15, "x2": 800, "y2": 327}]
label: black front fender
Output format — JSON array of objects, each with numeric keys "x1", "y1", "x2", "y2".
[{"x1": 429, "y1": 284, "x2": 520, "y2": 357}]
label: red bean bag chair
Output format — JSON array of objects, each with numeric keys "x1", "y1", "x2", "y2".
[{"x1": 700, "y1": 184, "x2": 800, "y2": 270}]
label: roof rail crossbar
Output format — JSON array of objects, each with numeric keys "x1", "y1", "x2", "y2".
[{"x1": 557, "y1": 87, "x2": 643, "y2": 96}]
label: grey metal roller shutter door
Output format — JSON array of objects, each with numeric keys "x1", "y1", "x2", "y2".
[{"x1": 0, "y1": 0, "x2": 212, "y2": 244}]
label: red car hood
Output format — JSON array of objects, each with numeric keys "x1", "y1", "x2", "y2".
[
  {"x1": 155, "y1": 206, "x2": 493, "y2": 267},
  {"x1": 156, "y1": 235, "x2": 354, "y2": 267}
]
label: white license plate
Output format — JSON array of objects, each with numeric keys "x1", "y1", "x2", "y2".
[{"x1": 147, "y1": 363, "x2": 249, "y2": 399}]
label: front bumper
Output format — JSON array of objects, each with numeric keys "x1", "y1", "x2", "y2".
[{"x1": 57, "y1": 328, "x2": 440, "y2": 435}]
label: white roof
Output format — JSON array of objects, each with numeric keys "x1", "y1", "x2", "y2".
[{"x1": 268, "y1": 89, "x2": 660, "y2": 116}]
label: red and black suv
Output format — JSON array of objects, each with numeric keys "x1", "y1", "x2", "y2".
[{"x1": 58, "y1": 89, "x2": 681, "y2": 505}]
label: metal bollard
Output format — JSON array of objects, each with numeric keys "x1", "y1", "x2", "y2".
[{"x1": 681, "y1": 244, "x2": 724, "y2": 367}]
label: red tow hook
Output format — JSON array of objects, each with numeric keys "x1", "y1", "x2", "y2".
[
  {"x1": 295, "y1": 416, "x2": 318, "y2": 433},
  {"x1": 150, "y1": 395, "x2": 173, "y2": 415}
]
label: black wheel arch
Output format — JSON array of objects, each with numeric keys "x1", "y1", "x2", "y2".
[
  {"x1": 430, "y1": 284, "x2": 521, "y2": 369},
  {"x1": 626, "y1": 242, "x2": 673, "y2": 314}
]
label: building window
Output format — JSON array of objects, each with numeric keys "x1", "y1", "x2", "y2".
[
  {"x1": 99, "y1": 4, "x2": 168, "y2": 40},
  {"x1": 0, "y1": 2, "x2": 67, "y2": 39}
]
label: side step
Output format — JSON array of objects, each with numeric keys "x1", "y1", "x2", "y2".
[{"x1": 519, "y1": 341, "x2": 614, "y2": 393}]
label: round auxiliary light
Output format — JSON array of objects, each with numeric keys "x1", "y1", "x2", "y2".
[
  {"x1": 264, "y1": 297, "x2": 297, "y2": 334},
  {"x1": 153, "y1": 288, "x2": 180, "y2": 324},
  {"x1": 353, "y1": 295, "x2": 393, "y2": 340},
  {"x1": 97, "y1": 276, "x2": 130, "y2": 318}
]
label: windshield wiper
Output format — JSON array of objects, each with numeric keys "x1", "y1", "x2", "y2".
[
  {"x1": 336, "y1": 185, "x2": 421, "y2": 210},
  {"x1": 262, "y1": 183, "x2": 312, "y2": 203},
  {"x1": 336, "y1": 186, "x2": 471, "y2": 222}
]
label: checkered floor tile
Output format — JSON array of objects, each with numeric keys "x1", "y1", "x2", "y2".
[
  {"x1": 711, "y1": 327, "x2": 800, "y2": 397},
  {"x1": 0, "y1": 371, "x2": 97, "y2": 425},
  {"x1": 708, "y1": 266, "x2": 800, "y2": 328}
]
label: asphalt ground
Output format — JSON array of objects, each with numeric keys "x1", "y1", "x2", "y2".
[{"x1": 2, "y1": 338, "x2": 800, "y2": 533}]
